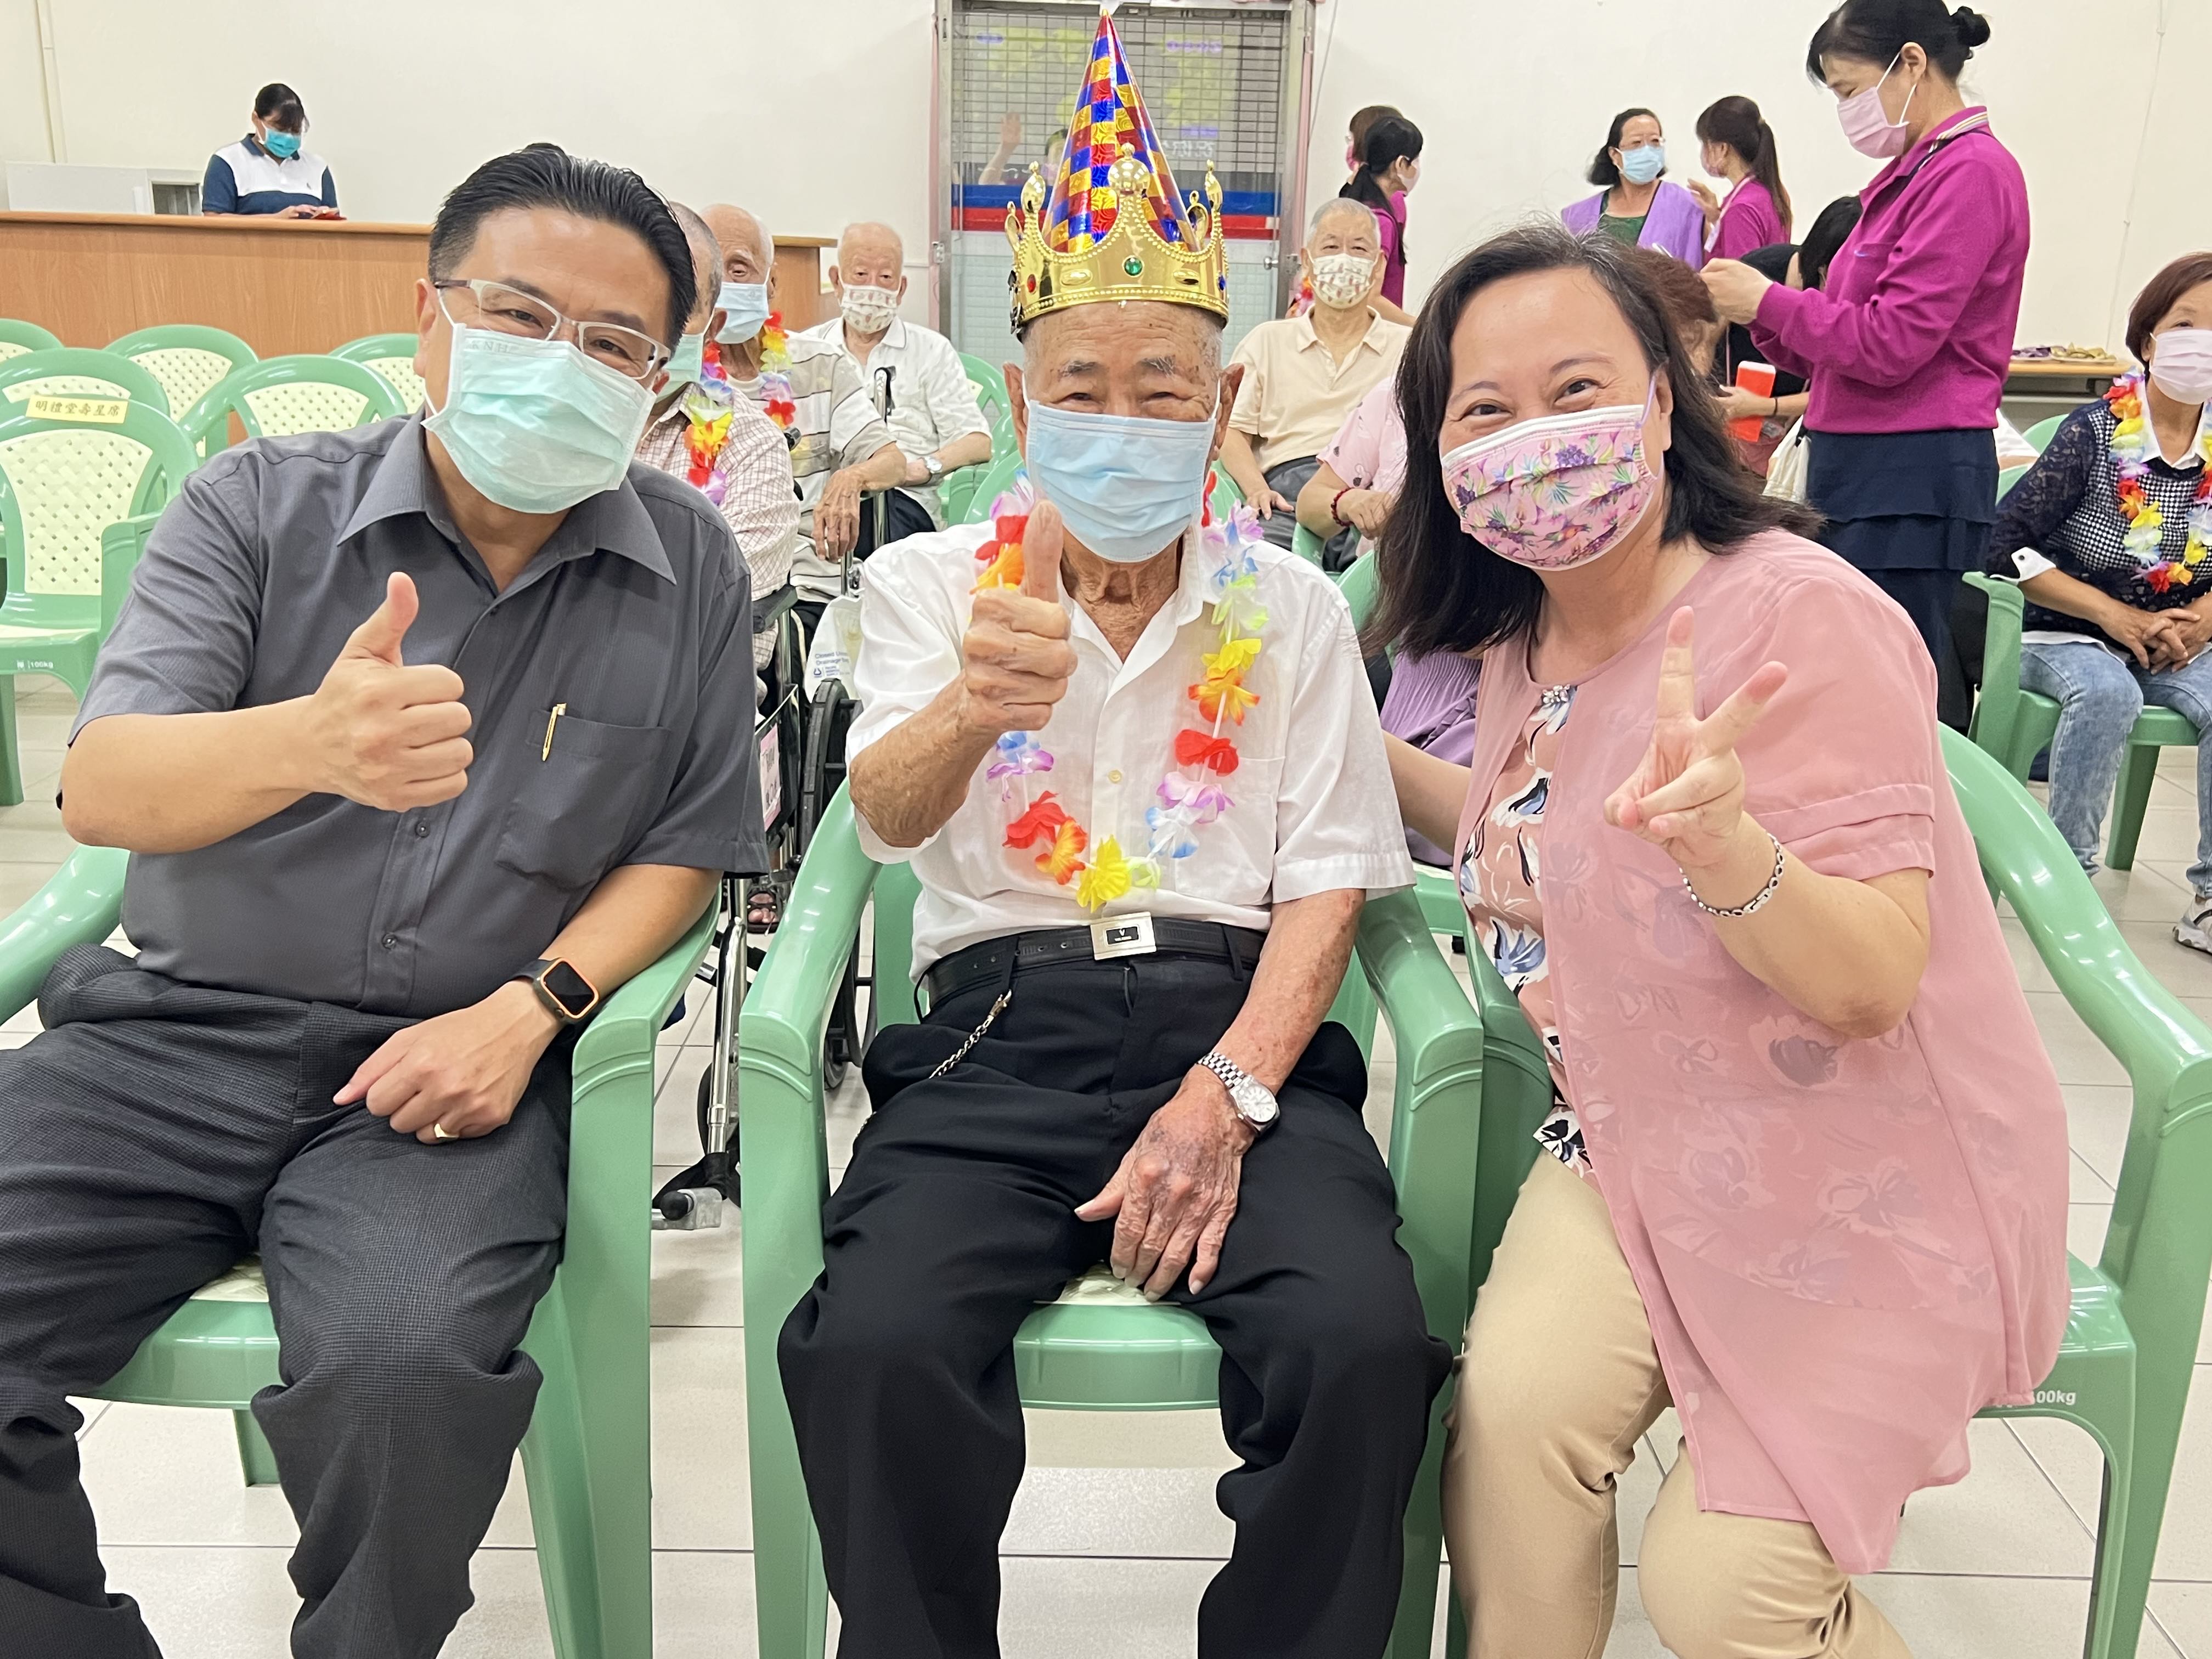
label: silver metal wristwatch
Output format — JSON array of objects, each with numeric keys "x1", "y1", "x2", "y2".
[
  {"x1": 923, "y1": 453, "x2": 944, "y2": 482},
  {"x1": 1197, "y1": 1049, "x2": 1279, "y2": 1133}
]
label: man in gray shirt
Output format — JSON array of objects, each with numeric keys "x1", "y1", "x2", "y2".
[{"x1": 0, "y1": 146, "x2": 761, "y2": 1658}]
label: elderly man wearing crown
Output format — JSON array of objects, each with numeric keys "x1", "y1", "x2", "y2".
[{"x1": 775, "y1": 13, "x2": 1448, "y2": 1657}]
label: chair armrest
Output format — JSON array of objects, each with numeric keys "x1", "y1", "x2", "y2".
[
  {"x1": 1358, "y1": 888, "x2": 1485, "y2": 1350},
  {"x1": 0, "y1": 845, "x2": 128, "y2": 1025},
  {"x1": 571, "y1": 891, "x2": 719, "y2": 1101},
  {"x1": 740, "y1": 787, "x2": 881, "y2": 1316},
  {"x1": 99, "y1": 512, "x2": 161, "y2": 641},
  {"x1": 1962, "y1": 572, "x2": 2025, "y2": 767},
  {"x1": 1290, "y1": 523, "x2": 1326, "y2": 566}
]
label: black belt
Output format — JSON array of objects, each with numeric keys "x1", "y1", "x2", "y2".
[{"x1": 922, "y1": 920, "x2": 1268, "y2": 1011}]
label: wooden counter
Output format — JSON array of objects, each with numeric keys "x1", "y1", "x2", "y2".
[{"x1": 0, "y1": 212, "x2": 837, "y2": 356}]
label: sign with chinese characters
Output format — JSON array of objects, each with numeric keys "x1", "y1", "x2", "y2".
[{"x1": 22, "y1": 394, "x2": 128, "y2": 425}]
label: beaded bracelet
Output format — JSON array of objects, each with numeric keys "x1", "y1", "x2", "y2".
[
  {"x1": 1682, "y1": 832, "x2": 1786, "y2": 918},
  {"x1": 1330, "y1": 486, "x2": 1355, "y2": 528}
]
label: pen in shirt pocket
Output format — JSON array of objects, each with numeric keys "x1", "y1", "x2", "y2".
[{"x1": 541, "y1": 702, "x2": 567, "y2": 761}]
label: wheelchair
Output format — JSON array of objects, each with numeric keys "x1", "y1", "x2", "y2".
[{"x1": 651, "y1": 496, "x2": 890, "y2": 1229}]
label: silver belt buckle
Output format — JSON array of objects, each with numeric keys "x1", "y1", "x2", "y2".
[{"x1": 1089, "y1": 911, "x2": 1156, "y2": 961}]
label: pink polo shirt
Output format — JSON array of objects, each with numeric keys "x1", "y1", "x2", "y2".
[{"x1": 1749, "y1": 109, "x2": 2028, "y2": 435}]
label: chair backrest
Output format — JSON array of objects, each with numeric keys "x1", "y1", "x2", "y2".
[
  {"x1": 1961, "y1": 572, "x2": 2026, "y2": 764},
  {"x1": 106, "y1": 325, "x2": 258, "y2": 418},
  {"x1": 180, "y1": 354, "x2": 406, "y2": 453},
  {"x1": 331, "y1": 332, "x2": 428, "y2": 413},
  {"x1": 0, "y1": 320, "x2": 62, "y2": 365},
  {"x1": 1939, "y1": 727, "x2": 2212, "y2": 1310},
  {"x1": 0, "y1": 348, "x2": 171, "y2": 416},
  {"x1": 962, "y1": 353, "x2": 1012, "y2": 424},
  {"x1": 959, "y1": 452, "x2": 1027, "y2": 525},
  {"x1": 2024, "y1": 413, "x2": 2068, "y2": 453},
  {"x1": 0, "y1": 403, "x2": 196, "y2": 603}
]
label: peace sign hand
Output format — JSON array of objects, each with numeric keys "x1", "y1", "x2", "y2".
[{"x1": 1602, "y1": 608, "x2": 1788, "y2": 873}]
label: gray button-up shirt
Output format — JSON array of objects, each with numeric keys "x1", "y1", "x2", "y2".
[{"x1": 74, "y1": 416, "x2": 764, "y2": 1017}]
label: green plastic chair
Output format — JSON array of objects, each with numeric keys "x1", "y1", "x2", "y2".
[
  {"x1": 1290, "y1": 521, "x2": 1328, "y2": 565},
  {"x1": 179, "y1": 354, "x2": 405, "y2": 455},
  {"x1": 0, "y1": 847, "x2": 720, "y2": 1658},
  {"x1": 0, "y1": 348, "x2": 170, "y2": 416},
  {"x1": 956, "y1": 449, "x2": 1027, "y2": 526},
  {"x1": 1964, "y1": 571, "x2": 2195, "y2": 871},
  {"x1": 960, "y1": 352, "x2": 1011, "y2": 431},
  {"x1": 2025, "y1": 413, "x2": 2069, "y2": 453},
  {"x1": 0, "y1": 319, "x2": 61, "y2": 366},
  {"x1": 740, "y1": 788, "x2": 1481, "y2": 1658},
  {"x1": 332, "y1": 331, "x2": 428, "y2": 413},
  {"x1": 106, "y1": 325, "x2": 258, "y2": 420},
  {"x1": 0, "y1": 401, "x2": 195, "y2": 804}
]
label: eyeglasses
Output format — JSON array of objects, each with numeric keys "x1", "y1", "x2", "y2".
[{"x1": 432, "y1": 279, "x2": 669, "y2": 381}]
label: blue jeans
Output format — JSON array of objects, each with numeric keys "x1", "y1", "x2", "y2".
[{"x1": 2018, "y1": 639, "x2": 2212, "y2": 893}]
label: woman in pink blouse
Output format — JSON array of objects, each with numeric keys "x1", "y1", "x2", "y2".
[
  {"x1": 1690, "y1": 95, "x2": 1792, "y2": 260},
  {"x1": 1376, "y1": 221, "x2": 2068, "y2": 1658}
]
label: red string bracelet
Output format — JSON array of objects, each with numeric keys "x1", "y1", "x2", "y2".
[{"x1": 1330, "y1": 486, "x2": 1355, "y2": 528}]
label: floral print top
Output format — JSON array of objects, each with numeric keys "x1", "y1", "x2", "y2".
[{"x1": 1458, "y1": 683, "x2": 1587, "y2": 1176}]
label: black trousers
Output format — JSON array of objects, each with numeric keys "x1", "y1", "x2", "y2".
[
  {"x1": 0, "y1": 947, "x2": 572, "y2": 1659},
  {"x1": 778, "y1": 949, "x2": 1451, "y2": 1659}
]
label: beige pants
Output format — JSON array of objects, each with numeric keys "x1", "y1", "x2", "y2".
[{"x1": 1443, "y1": 1153, "x2": 1911, "y2": 1659}]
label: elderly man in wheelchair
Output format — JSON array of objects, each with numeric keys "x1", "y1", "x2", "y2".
[
  {"x1": 774, "y1": 80, "x2": 1451, "y2": 1658},
  {"x1": 0, "y1": 146, "x2": 761, "y2": 1657}
]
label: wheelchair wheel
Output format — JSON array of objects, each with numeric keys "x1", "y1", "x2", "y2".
[
  {"x1": 798, "y1": 678, "x2": 856, "y2": 854},
  {"x1": 822, "y1": 938, "x2": 861, "y2": 1092}
]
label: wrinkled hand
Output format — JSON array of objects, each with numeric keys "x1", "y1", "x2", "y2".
[
  {"x1": 335, "y1": 981, "x2": 560, "y2": 1142},
  {"x1": 1075, "y1": 1067, "x2": 1254, "y2": 1297},
  {"x1": 903, "y1": 451, "x2": 934, "y2": 486},
  {"x1": 1604, "y1": 608, "x2": 1788, "y2": 873},
  {"x1": 2160, "y1": 603, "x2": 2212, "y2": 661},
  {"x1": 2102, "y1": 602, "x2": 2188, "y2": 670},
  {"x1": 817, "y1": 469, "x2": 864, "y2": 558},
  {"x1": 1701, "y1": 258, "x2": 1773, "y2": 326},
  {"x1": 304, "y1": 572, "x2": 473, "y2": 810},
  {"x1": 1251, "y1": 487, "x2": 1294, "y2": 521},
  {"x1": 1716, "y1": 384, "x2": 1776, "y2": 425},
  {"x1": 957, "y1": 499, "x2": 1076, "y2": 736},
  {"x1": 1686, "y1": 177, "x2": 1723, "y2": 227},
  {"x1": 1336, "y1": 487, "x2": 1392, "y2": 537},
  {"x1": 278, "y1": 204, "x2": 322, "y2": 220}
]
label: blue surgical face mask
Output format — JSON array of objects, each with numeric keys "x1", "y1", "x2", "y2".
[
  {"x1": 1619, "y1": 142, "x2": 1666, "y2": 185},
  {"x1": 715, "y1": 281, "x2": 770, "y2": 344},
  {"x1": 664, "y1": 330, "x2": 706, "y2": 390},
  {"x1": 1022, "y1": 395, "x2": 1219, "y2": 564},
  {"x1": 425, "y1": 325, "x2": 653, "y2": 515},
  {"x1": 263, "y1": 129, "x2": 301, "y2": 160}
]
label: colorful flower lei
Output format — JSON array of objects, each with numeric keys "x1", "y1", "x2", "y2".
[
  {"x1": 2105, "y1": 373, "x2": 2212, "y2": 594},
  {"x1": 973, "y1": 477, "x2": 1269, "y2": 912},
  {"x1": 757, "y1": 313, "x2": 798, "y2": 443}
]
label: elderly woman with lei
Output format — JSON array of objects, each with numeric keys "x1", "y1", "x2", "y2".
[
  {"x1": 1381, "y1": 222, "x2": 2067, "y2": 1659},
  {"x1": 1987, "y1": 252, "x2": 2212, "y2": 952}
]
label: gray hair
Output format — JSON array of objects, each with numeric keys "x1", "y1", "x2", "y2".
[
  {"x1": 668, "y1": 201, "x2": 721, "y2": 282},
  {"x1": 1307, "y1": 195, "x2": 1376, "y2": 241}
]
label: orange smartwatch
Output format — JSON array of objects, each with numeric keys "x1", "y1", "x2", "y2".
[{"x1": 514, "y1": 958, "x2": 601, "y2": 1026}]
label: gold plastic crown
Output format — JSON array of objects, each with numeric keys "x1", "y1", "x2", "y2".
[{"x1": 1006, "y1": 147, "x2": 1230, "y2": 332}]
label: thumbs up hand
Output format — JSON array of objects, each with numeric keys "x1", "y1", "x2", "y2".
[
  {"x1": 306, "y1": 573, "x2": 475, "y2": 810},
  {"x1": 957, "y1": 500, "x2": 1076, "y2": 738}
]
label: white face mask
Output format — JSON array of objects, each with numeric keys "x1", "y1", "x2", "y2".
[
  {"x1": 2150, "y1": 328, "x2": 2212, "y2": 407},
  {"x1": 1310, "y1": 252, "x2": 1377, "y2": 309},
  {"x1": 839, "y1": 284, "x2": 900, "y2": 334}
]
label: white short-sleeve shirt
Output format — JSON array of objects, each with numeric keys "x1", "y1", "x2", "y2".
[
  {"x1": 849, "y1": 521, "x2": 1417, "y2": 976},
  {"x1": 794, "y1": 316, "x2": 991, "y2": 528}
]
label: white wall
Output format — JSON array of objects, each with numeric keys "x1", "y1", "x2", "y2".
[{"x1": 2, "y1": 0, "x2": 2203, "y2": 348}]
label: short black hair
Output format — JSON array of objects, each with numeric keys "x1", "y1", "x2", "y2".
[
  {"x1": 1369, "y1": 221, "x2": 1820, "y2": 661},
  {"x1": 1798, "y1": 196, "x2": 1865, "y2": 292},
  {"x1": 428, "y1": 145, "x2": 695, "y2": 346},
  {"x1": 1807, "y1": 0, "x2": 1992, "y2": 84},
  {"x1": 254, "y1": 82, "x2": 305, "y2": 132},
  {"x1": 1587, "y1": 108, "x2": 1659, "y2": 188}
]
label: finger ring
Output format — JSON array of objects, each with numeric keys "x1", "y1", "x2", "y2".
[{"x1": 432, "y1": 1122, "x2": 459, "y2": 1142}]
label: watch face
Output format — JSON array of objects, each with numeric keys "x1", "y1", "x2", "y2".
[
  {"x1": 540, "y1": 960, "x2": 598, "y2": 1020},
  {"x1": 1232, "y1": 1077, "x2": 1279, "y2": 1125}
]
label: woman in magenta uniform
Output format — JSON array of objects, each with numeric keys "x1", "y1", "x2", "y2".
[
  {"x1": 1561, "y1": 109, "x2": 1707, "y2": 269},
  {"x1": 1705, "y1": 0, "x2": 2024, "y2": 729},
  {"x1": 1341, "y1": 114, "x2": 1423, "y2": 320},
  {"x1": 1379, "y1": 219, "x2": 2067, "y2": 1659},
  {"x1": 1690, "y1": 95, "x2": 1791, "y2": 261}
]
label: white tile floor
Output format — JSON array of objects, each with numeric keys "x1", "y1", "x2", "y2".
[{"x1": 15, "y1": 677, "x2": 2212, "y2": 1656}]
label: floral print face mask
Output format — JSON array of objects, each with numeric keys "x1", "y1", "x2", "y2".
[{"x1": 1440, "y1": 383, "x2": 1658, "y2": 572}]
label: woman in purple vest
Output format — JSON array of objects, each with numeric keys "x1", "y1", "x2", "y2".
[{"x1": 1561, "y1": 109, "x2": 1708, "y2": 269}]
